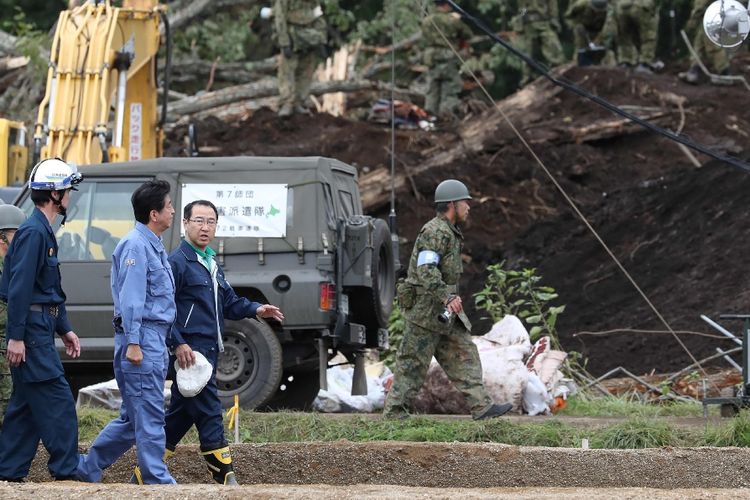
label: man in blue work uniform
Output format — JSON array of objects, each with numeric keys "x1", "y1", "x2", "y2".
[
  {"x1": 155, "y1": 199, "x2": 284, "y2": 485},
  {"x1": 78, "y1": 179, "x2": 177, "y2": 484},
  {"x1": 0, "y1": 158, "x2": 83, "y2": 481}
]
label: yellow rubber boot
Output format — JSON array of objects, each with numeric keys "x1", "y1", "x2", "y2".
[{"x1": 201, "y1": 445, "x2": 239, "y2": 486}]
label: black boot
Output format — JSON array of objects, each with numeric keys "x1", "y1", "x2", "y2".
[
  {"x1": 473, "y1": 402, "x2": 513, "y2": 420},
  {"x1": 201, "y1": 444, "x2": 239, "y2": 485}
]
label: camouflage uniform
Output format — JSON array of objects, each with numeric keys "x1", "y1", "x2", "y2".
[
  {"x1": 680, "y1": 0, "x2": 730, "y2": 79},
  {"x1": 273, "y1": 0, "x2": 327, "y2": 115},
  {"x1": 606, "y1": 0, "x2": 660, "y2": 67},
  {"x1": 421, "y1": 8, "x2": 473, "y2": 116},
  {"x1": 384, "y1": 215, "x2": 493, "y2": 419},
  {"x1": 513, "y1": 0, "x2": 566, "y2": 83},
  {"x1": 565, "y1": 0, "x2": 608, "y2": 52},
  {"x1": 0, "y1": 258, "x2": 8, "y2": 425}
]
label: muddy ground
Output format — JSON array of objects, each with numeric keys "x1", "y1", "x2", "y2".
[{"x1": 167, "y1": 58, "x2": 750, "y2": 377}]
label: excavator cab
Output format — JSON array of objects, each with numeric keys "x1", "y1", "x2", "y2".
[{"x1": 0, "y1": 118, "x2": 28, "y2": 187}]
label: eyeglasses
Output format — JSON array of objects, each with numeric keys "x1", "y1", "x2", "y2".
[{"x1": 187, "y1": 218, "x2": 217, "y2": 227}]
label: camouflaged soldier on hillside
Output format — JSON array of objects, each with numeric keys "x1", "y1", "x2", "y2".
[
  {"x1": 566, "y1": 0, "x2": 610, "y2": 64},
  {"x1": 421, "y1": 0, "x2": 473, "y2": 118},
  {"x1": 604, "y1": 0, "x2": 663, "y2": 73},
  {"x1": 0, "y1": 205, "x2": 26, "y2": 426},
  {"x1": 273, "y1": 0, "x2": 328, "y2": 118},
  {"x1": 383, "y1": 180, "x2": 513, "y2": 420},
  {"x1": 679, "y1": 0, "x2": 731, "y2": 84},
  {"x1": 513, "y1": 0, "x2": 566, "y2": 84}
]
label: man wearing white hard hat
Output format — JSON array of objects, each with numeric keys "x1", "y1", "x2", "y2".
[{"x1": 0, "y1": 158, "x2": 83, "y2": 481}]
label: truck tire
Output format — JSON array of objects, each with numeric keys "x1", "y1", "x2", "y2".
[
  {"x1": 217, "y1": 318, "x2": 283, "y2": 409},
  {"x1": 349, "y1": 218, "x2": 395, "y2": 335},
  {"x1": 261, "y1": 369, "x2": 321, "y2": 410}
]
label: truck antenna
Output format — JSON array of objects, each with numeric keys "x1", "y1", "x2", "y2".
[{"x1": 388, "y1": 0, "x2": 401, "y2": 271}]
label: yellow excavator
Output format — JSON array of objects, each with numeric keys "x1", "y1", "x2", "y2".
[{"x1": 0, "y1": 0, "x2": 169, "y2": 187}]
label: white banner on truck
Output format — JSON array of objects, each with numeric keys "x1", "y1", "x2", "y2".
[{"x1": 181, "y1": 183, "x2": 288, "y2": 237}]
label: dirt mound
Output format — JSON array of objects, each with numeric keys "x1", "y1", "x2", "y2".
[
  {"x1": 165, "y1": 64, "x2": 750, "y2": 376},
  {"x1": 21, "y1": 441, "x2": 750, "y2": 488}
]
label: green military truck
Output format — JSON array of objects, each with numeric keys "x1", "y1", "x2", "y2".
[{"x1": 14, "y1": 156, "x2": 397, "y2": 409}]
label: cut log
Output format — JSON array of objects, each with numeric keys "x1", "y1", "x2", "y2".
[
  {"x1": 170, "y1": 57, "x2": 278, "y2": 84},
  {"x1": 166, "y1": 78, "x2": 420, "y2": 122}
]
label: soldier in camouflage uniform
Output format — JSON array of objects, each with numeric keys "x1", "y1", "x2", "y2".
[
  {"x1": 679, "y1": 0, "x2": 731, "y2": 84},
  {"x1": 420, "y1": 0, "x2": 473, "y2": 118},
  {"x1": 383, "y1": 180, "x2": 513, "y2": 420},
  {"x1": 566, "y1": 0, "x2": 609, "y2": 57},
  {"x1": 0, "y1": 205, "x2": 27, "y2": 426},
  {"x1": 513, "y1": 0, "x2": 566, "y2": 84},
  {"x1": 273, "y1": 0, "x2": 328, "y2": 118},
  {"x1": 605, "y1": 0, "x2": 662, "y2": 72}
]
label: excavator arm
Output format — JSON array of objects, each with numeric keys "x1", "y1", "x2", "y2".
[{"x1": 33, "y1": 0, "x2": 168, "y2": 166}]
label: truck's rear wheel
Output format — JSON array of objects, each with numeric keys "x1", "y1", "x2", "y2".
[
  {"x1": 217, "y1": 318, "x2": 282, "y2": 409},
  {"x1": 261, "y1": 369, "x2": 321, "y2": 410},
  {"x1": 349, "y1": 219, "x2": 395, "y2": 338}
]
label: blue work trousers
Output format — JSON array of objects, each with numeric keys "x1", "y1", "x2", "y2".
[
  {"x1": 78, "y1": 324, "x2": 175, "y2": 484},
  {"x1": 165, "y1": 339, "x2": 225, "y2": 449},
  {"x1": 0, "y1": 374, "x2": 78, "y2": 479}
]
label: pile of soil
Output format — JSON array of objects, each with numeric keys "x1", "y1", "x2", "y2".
[{"x1": 166, "y1": 62, "x2": 750, "y2": 376}]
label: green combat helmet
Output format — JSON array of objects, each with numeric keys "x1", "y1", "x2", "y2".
[
  {"x1": 434, "y1": 179, "x2": 472, "y2": 203},
  {"x1": 0, "y1": 204, "x2": 25, "y2": 231}
]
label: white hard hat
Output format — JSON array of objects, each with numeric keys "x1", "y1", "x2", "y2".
[
  {"x1": 174, "y1": 351, "x2": 213, "y2": 397},
  {"x1": 29, "y1": 157, "x2": 83, "y2": 191}
]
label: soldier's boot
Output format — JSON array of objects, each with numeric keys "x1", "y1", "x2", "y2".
[
  {"x1": 678, "y1": 64, "x2": 702, "y2": 85},
  {"x1": 201, "y1": 445, "x2": 239, "y2": 486},
  {"x1": 129, "y1": 445, "x2": 175, "y2": 485},
  {"x1": 473, "y1": 402, "x2": 513, "y2": 420},
  {"x1": 278, "y1": 103, "x2": 294, "y2": 118},
  {"x1": 634, "y1": 63, "x2": 653, "y2": 74}
]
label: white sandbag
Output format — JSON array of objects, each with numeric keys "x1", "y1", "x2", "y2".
[
  {"x1": 484, "y1": 315, "x2": 533, "y2": 348},
  {"x1": 413, "y1": 316, "x2": 532, "y2": 414},
  {"x1": 523, "y1": 372, "x2": 550, "y2": 416},
  {"x1": 313, "y1": 363, "x2": 391, "y2": 413},
  {"x1": 76, "y1": 378, "x2": 172, "y2": 410}
]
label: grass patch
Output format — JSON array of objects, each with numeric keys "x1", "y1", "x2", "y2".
[
  {"x1": 75, "y1": 396, "x2": 741, "y2": 449},
  {"x1": 560, "y1": 394, "x2": 705, "y2": 418}
]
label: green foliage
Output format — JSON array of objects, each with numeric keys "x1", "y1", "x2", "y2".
[
  {"x1": 76, "y1": 402, "x2": 747, "y2": 449},
  {"x1": 0, "y1": 0, "x2": 65, "y2": 32},
  {"x1": 474, "y1": 262, "x2": 566, "y2": 344},
  {"x1": 173, "y1": 10, "x2": 259, "y2": 63},
  {"x1": 704, "y1": 410, "x2": 750, "y2": 447},
  {"x1": 382, "y1": 300, "x2": 405, "y2": 370},
  {"x1": 354, "y1": 0, "x2": 426, "y2": 45},
  {"x1": 3, "y1": 8, "x2": 51, "y2": 82},
  {"x1": 591, "y1": 417, "x2": 681, "y2": 449},
  {"x1": 560, "y1": 394, "x2": 704, "y2": 418}
]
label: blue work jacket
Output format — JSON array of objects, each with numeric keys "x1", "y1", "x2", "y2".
[
  {"x1": 167, "y1": 240, "x2": 260, "y2": 349},
  {"x1": 0, "y1": 207, "x2": 73, "y2": 340},
  {"x1": 111, "y1": 222, "x2": 176, "y2": 346}
]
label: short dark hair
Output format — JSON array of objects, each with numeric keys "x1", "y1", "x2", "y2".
[
  {"x1": 436, "y1": 201, "x2": 450, "y2": 213},
  {"x1": 183, "y1": 200, "x2": 219, "y2": 220},
  {"x1": 30, "y1": 189, "x2": 65, "y2": 207},
  {"x1": 132, "y1": 180, "x2": 171, "y2": 224}
]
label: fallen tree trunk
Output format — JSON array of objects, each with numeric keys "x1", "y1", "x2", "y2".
[
  {"x1": 170, "y1": 56, "x2": 278, "y2": 84},
  {"x1": 166, "y1": 78, "x2": 420, "y2": 122}
]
